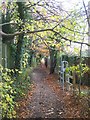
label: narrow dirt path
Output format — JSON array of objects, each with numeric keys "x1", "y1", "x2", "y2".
[
  {"x1": 17, "y1": 66, "x2": 89, "y2": 118},
  {"x1": 28, "y1": 67, "x2": 65, "y2": 118}
]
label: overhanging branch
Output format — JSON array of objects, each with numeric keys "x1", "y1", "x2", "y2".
[
  {"x1": 0, "y1": 22, "x2": 18, "y2": 27},
  {"x1": 52, "y1": 30, "x2": 90, "y2": 46},
  {"x1": 0, "y1": 28, "x2": 52, "y2": 37},
  {"x1": 0, "y1": 27, "x2": 90, "y2": 47}
]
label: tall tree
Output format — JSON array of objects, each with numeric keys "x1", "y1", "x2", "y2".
[{"x1": 15, "y1": 2, "x2": 25, "y2": 69}]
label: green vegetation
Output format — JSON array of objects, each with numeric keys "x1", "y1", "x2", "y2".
[
  {"x1": 0, "y1": 65, "x2": 31, "y2": 118},
  {"x1": 0, "y1": 65, "x2": 17, "y2": 118},
  {"x1": 0, "y1": 0, "x2": 90, "y2": 118},
  {"x1": 66, "y1": 64, "x2": 89, "y2": 77}
]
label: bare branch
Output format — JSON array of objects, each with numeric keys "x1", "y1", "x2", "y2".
[
  {"x1": 27, "y1": 0, "x2": 42, "y2": 8},
  {"x1": 0, "y1": 22, "x2": 18, "y2": 27},
  {"x1": 82, "y1": 0, "x2": 90, "y2": 27},
  {"x1": 0, "y1": 28, "x2": 52, "y2": 37},
  {"x1": 0, "y1": 27, "x2": 90, "y2": 46},
  {"x1": 52, "y1": 30, "x2": 90, "y2": 46},
  {"x1": 36, "y1": 34, "x2": 59, "y2": 51},
  {"x1": 62, "y1": 25, "x2": 88, "y2": 35},
  {"x1": 36, "y1": 34, "x2": 51, "y2": 50}
]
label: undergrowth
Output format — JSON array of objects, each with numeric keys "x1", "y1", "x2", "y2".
[{"x1": 0, "y1": 65, "x2": 32, "y2": 119}]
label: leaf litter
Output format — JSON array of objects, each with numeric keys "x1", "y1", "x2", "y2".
[{"x1": 16, "y1": 66, "x2": 90, "y2": 118}]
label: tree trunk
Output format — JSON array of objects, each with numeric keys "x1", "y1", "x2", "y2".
[
  {"x1": 49, "y1": 46, "x2": 57, "y2": 74},
  {"x1": 45, "y1": 57, "x2": 48, "y2": 68},
  {"x1": 15, "y1": 2, "x2": 25, "y2": 69}
]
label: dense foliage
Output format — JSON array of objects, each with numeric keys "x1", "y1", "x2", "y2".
[
  {"x1": 0, "y1": 65, "x2": 31, "y2": 118},
  {"x1": 0, "y1": 0, "x2": 90, "y2": 118}
]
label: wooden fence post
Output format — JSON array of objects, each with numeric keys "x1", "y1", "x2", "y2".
[{"x1": 72, "y1": 71, "x2": 76, "y2": 95}]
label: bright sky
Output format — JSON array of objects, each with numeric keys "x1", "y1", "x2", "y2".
[{"x1": 57, "y1": 0, "x2": 90, "y2": 10}]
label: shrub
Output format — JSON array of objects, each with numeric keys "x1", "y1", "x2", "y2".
[
  {"x1": 0, "y1": 65, "x2": 17, "y2": 118},
  {"x1": 0, "y1": 65, "x2": 31, "y2": 118}
]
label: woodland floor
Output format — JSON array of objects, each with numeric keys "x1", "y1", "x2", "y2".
[{"x1": 16, "y1": 65, "x2": 90, "y2": 119}]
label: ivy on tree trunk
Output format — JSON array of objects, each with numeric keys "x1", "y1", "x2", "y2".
[{"x1": 15, "y1": 2, "x2": 25, "y2": 69}]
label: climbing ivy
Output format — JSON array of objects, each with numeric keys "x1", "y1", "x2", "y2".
[
  {"x1": 0, "y1": 65, "x2": 17, "y2": 118},
  {"x1": 0, "y1": 64, "x2": 31, "y2": 118}
]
